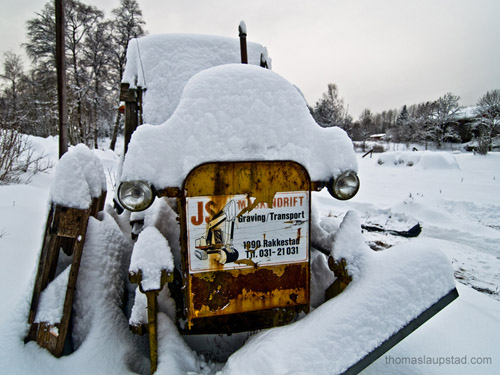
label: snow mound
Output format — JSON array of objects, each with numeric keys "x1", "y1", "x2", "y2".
[
  {"x1": 130, "y1": 226, "x2": 174, "y2": 291},
  {"x1": 417, "y1": 151, "x2": 460, "y2": 170},
  {"x1": 123, "y1": 33, "x2": 270, "y2": 125},
  {"x1": 70, "y1": 211, "x2": 146, "y2": 369},
  {"x1": 34, "y1": 267, "x2": 70, "y2": 324},
  {"x1": 121, "y1": 64, "x2": 357, "y2": 189},
  {"x1": 50, "y1": 144, "x2": 107, "y2": 209},
  {"x1": 377, "y1": 151, "x2": 459, "y2": 170},
  {"x1": 221, "y1": 211, "x2": 456, "y2": 375}
]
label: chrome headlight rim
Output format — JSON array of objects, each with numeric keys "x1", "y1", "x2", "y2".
[
  {"x1": 117, "y1": 180, "x2": 155, "y2": 212},
  {"x1": 328, "y1": 170, "x2": 360, "y2": 200}
]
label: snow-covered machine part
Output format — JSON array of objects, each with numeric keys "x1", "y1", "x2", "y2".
[
  {"x1": 129, "y1": 226, "x2": 174, "y2": 292},
  {"x1": 122, "y1": 33, "x2": 270, "y2": 125},
  {"x1": 120, "y1": 63, "x2": 357, "y2": 190},
  {"x1": 50, "y1": 144, "x2": 107, "y2": 210},
  {"x1": 222, "y1": 212, "x2": 458, "y2": 375},
  {"x1": 26, "y1": 144, "x2": 108, "y2": 357}
]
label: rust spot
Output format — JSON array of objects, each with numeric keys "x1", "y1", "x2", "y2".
[
  {"x1": 190, "y1": 263, "x2": 308, "y2": 315},
  {"x1": 234, "y1": 259, "x2": 257, "y2": 267}
]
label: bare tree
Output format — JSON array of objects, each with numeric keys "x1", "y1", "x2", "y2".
[
  {"x1": 474, "y1": 89, "x2": 500, "y2": 155},
  {"x1": 0, "y1": 128, "x2": 52, "y2": 184},
  {"x1": 0, "y1": 52, "x2": 52, "y2": 184},
  {"x1": 432, "y1": 92, "x2": 461, "y2": 148},
  {"x1": 25, "y1": 1, "x2": 120, "y2": 148},
  {"x1": 84, "y1": 19, "x2": 114, "y2": 148},
  {"x1": 24, "y1": 3, "x2": 59, "y2": 137},
  {"x1": 0, "y1": 52, "x2": 27, "y2": 130},
  {"x1": 65, "y1": 0, "x2": 104, "y2": 145}
]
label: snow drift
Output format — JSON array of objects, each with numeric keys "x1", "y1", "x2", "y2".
[{"x1": 377, "y1": 151, "x2": 460, "y2": 170}]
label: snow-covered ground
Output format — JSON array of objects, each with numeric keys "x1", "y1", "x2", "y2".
[{"x1": 0, "y1": 137, "x2": 499, "y2": 374}]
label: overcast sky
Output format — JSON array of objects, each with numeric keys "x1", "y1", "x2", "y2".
[{"x1": 1, "y1": 0, "x2": 499, "y2": 118}]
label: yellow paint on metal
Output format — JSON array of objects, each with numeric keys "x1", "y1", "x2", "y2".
[{"x1": 181, "y1": 161, "x2": 311, "y2": 330}]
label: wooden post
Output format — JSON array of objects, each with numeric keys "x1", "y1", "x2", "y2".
[
  {"x1": 55, "y1": 0, "x2": 68, "y2": 158},
  {"x1": 129, "y1": 269, "x2": 173, "y2": 374},
  {"x1": 120, "y1": 83, "x2": 142, "y2": 154},
  {"x1": 146, "y1": 291, "x2": 159, "y2": 374}
]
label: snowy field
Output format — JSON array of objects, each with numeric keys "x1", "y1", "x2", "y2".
[{"x1": 0, "y1": 137, "x2": 499, "y2": 374}]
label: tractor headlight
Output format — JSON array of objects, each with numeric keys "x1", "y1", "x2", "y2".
[
  {"x1": 328, "y1": 171, "x2": 360, "y2": 200},
  {"x1": 117, "y1": 180, "x2": 155, "y2": 212}
]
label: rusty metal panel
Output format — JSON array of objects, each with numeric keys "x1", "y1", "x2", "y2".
[{"x1": 181, "y1": 161, "x2": 311, "y2": 330}]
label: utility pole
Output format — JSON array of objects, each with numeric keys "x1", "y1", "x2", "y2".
[{"x1": 55, "y1": 0, "x2": 68, "y2": 158}]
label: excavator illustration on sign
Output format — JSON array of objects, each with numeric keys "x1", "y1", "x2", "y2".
[{"x1": 194, "y1": 200, "x2": 240, "y2": 264}]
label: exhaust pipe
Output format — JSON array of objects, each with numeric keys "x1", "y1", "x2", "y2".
[{"x1": 239, "y1": 21, "x2": 248, "y2": 64}]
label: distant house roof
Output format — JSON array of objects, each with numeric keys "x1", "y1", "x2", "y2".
[
  {"x1": 122, "y1": 34, "x2": 270, "y2": 125},
  {"x1": 456, "y1": 106, "x2": 478, "y2": 119},
  {"x1": 369, "y1": 133, "x2": 386, "y2": 140}
]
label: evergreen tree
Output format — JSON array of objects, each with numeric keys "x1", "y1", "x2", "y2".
[
  {"x1": 357, "y1": 108, "x2": 374, "y2": 151},
  {"x1": 312, "y1": 83, "x2": 350, "y2": 130},
  {"x1": 394, "y1": 105, "x2": 413, "y2": 145}
]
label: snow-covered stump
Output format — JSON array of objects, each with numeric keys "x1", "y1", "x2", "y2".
[
  {"x1": 26, "y1": 145, "x2": 107, "y2": 357},
  {"x1": 128, "y1": 227, "x2": 174, "y2": 374}
]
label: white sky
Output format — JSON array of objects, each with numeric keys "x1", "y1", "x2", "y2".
[{"x1": 1, "y1": 0, "x2": 499, "y2": 118}]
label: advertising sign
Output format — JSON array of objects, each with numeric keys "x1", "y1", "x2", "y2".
[{"x1": 186, "y1": 191, "x2": 309, "y2": 273}]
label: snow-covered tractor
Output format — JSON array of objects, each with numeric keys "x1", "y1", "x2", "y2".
[{"x1": 26, "y1": 25, "x2": 458, "y2": 375}]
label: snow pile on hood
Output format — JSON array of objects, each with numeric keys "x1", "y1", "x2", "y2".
[
  {"x1": 221, "y1": 211, "x2": 456, "y2": 375},
  {"x1": 50, "y1": 145, "x2": 107, "y2": 209},
  {"x1": 122, "y1": 33, "x2": 270, "y2": 125},
  {"x1": 377, "y1": 151, "x2": 460, "y2": 170},
  {"x1": 121, "y1": 64, "x2": 357, "y2": 189}
]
